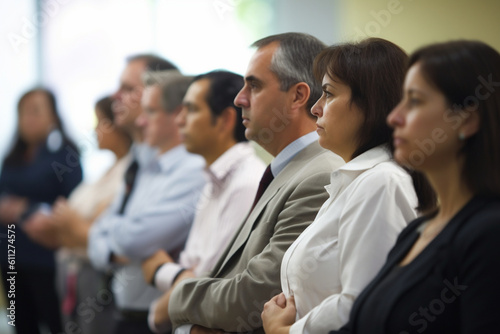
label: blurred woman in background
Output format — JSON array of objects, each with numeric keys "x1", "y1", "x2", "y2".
[
  {"x1": 0, "y1": 87, "x2": 83, "y2": 334},
  {"x1": 52, "y1": 95, "x2": 132, "y2": 334}
]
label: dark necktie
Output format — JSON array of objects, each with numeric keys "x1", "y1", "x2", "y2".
[
  {"x1": 250, "y1": 165, "x2": 274, "y2": 212},
  {"x1": 118, "y1": 159, "x2": 139, "y2": 214}
]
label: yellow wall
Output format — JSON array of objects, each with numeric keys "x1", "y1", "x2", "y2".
[{"x1": 339, "y1": 0, "x2": 500, "y2": 52}]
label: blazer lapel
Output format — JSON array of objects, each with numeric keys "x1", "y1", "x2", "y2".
[
  {"x1": 213, "y1": 141, "x2": 328, "y2": 276},
  {"x1": 214, "y1": 167, "x2": 292, "y2": 275}
]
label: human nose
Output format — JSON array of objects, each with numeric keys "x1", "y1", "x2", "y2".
[
  {"x1": 135, "y1": 112, "x2": 147, "y2": 128},
  {"x1": 387, "y1": 101, "x2": 405, "y2": 128},
  {"x1": 234, "y1": 86, "x2": 249, "y2": 108},
  {"x1": 310, "y1": 98, "x2": 323, "y2": 118},
  {"x1": 176, "y1": 108, "x2": 187, "y2": 127}
]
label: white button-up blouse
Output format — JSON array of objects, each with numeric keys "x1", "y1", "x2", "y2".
[{"x1": 281, "y1": 145, "x2": 419, "y2": 334}]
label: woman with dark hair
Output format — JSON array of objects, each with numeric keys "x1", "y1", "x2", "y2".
[
  {"x1": 0, "y1": 87, "x2": 83, "y2": 333},
  {"x1": 261, "y1": 38, "x2": 435, "y2": 334},
  {"x1": 326, "y1": 40, "x2": 500, "y2": 334},
  {"x1": 51, "y1": 96, "x2": 132, "y2": 334}
]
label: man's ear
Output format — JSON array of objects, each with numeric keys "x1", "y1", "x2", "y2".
[
  {"x1": 290, "y1": 82, "x2": 310, "y2": 110},
  {"x1": 216, "y1": 106, "x2": 237, "y2": 135},
  {"x1": 459, "y1": 109, "x2": 480, "y2": 139}
]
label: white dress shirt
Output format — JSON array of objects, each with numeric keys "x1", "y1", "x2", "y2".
[
  {"x1": 154, "y1": 142, "x2": 266, "y2": 291},
  {"x1": 282, "y1": 145, "x2": 418, "y2": 334},
  {"x1": 88, "y1": 144, "x2": 205, "y2": 310}
]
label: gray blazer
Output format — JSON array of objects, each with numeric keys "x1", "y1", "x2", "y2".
[{"x1": 169, "y1": 141, "x2": 345, "y2": 333}]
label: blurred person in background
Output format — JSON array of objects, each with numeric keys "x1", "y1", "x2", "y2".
[
  {"x1": 0, "y1": 87, "x2": 83, "y2": 334},
  {"x1": 88, "y1": 70, "x2": 205, "y2": 334},
  {"x1": 51, "y1": 96, "x2": 132, "y2": 334}
]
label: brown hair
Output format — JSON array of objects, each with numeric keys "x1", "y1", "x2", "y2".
[
  {"x1": 313, "y1": 38, "x2": 436, "y2": 212},
  {"x1": 314, "y1": 38, "x2": 407, "y2": 159},
  {"x1": 410, "y1": 40, "x2": 500, "y2": 197}
]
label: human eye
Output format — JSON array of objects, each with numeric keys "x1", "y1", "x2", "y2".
[
  {"x1": 408, "y1": 97, "x2": 421, "y2": 107},
  {"x1": 322, "y1": 89, "x2": 333, "y2": 98}
]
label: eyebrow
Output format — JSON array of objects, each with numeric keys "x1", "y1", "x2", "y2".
[
  {"x1": 245, "y1": 75, "x2": 261, "y2": 84},
  {"x1": 322, "y1": 83, "x2": 335, "y2": 90},
  {"x1": 407, "y1": 88, "x2": 426, "y2": 96}
]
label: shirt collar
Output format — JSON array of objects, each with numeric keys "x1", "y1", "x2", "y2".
[
  {"x1": 337, "y1": 145, "x2": 392, "y2": 173},
  {"x1": 155, "y1": 145, "x2": 189, "y2": 173},
  {"x1": 207, "y1": 142, "x2": 254, "y2": 182},
  {"x1": 271, "y1": 131, "x2": 319, "y2": 177},
  {"x1": 325, "y1": 145, "x2": 392, "y2": 197}
]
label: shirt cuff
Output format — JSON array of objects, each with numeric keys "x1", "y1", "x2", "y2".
[
  {"x1": 174, "y1": 324, "x2": 194, "y2": 334},
  {"x1": 148, "y1": 298, "x2": 173, "y2": 333},
  {"x1": 154, "y1": 262, "x2": 184, "y2": 292}
]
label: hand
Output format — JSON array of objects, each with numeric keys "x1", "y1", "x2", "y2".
[
  {"x1": 153, "y1": 288, "x2": 173, "y2": 329},
  {"x1": 191, "y1": 325, "x2": 224, "y2": 334},
  {"x1": 22, "y1": 211, "x2": 60, "y2": 249},
  {"x1": 261, "y1": 293, "x2": 296, "y2": 334},
  {"x1": 0, "y1": 196, "x2": 27, "y2": 224},
  {"x1": 52, "y1": 198, "x2": 90, "y2": 248},
  {"x1": 142, "y1": 249, "x2": 174, "y2": 284}
]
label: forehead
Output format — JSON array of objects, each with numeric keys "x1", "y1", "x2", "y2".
[
  {"x1": 142, "y1": 84, "x2": 161, "y2": 104},
  {"x1": 185, "y1": 78, "x2": 210, "y2": 103},
  {"x1": 121, "y1": 60, "x2": 146, "y2": 86},
  {"x1": 20, "y1": 91, "x2": 50, "y2": 109},
  {"x1": 245, "y1": 42, "x2": 279, "y2": 79},
  {"x1": 404, "y1": 63, "x2": 428, "y2": 89}
]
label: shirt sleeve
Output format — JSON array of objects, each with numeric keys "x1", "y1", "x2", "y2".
[
  {"x1": 155, "y1": 263, "x2": 184, "y2": 292},
  {"x1": 290, "y1": 168, "x2": 417, "y2": 334},
  {"x1": 87, "y1": 158, "x2": 205, "y2": 269}
]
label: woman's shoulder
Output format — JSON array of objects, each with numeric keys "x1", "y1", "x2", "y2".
[
  {"x1": 454, "y1": 196, "x2": 500, "y2": 243},
  {"x1": 351, "y1": 160, "x2": 412, "y2": 194}
]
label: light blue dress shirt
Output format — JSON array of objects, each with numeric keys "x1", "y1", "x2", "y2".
[{"x1": 88, "y1": 144, "x2": 205, "y2": 310}]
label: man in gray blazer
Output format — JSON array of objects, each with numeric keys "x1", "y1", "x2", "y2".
[{"x1": 157, "y1": 32, "x2": 345, "y2": 334}]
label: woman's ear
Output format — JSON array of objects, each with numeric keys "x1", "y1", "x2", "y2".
[{"x1": 459, "y1": 109, "x2": 480, "y2": 139}]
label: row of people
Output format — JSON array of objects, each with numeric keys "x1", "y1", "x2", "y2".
[{"x1": 1, "y1": 32, "x2": 499, "y2": 334}]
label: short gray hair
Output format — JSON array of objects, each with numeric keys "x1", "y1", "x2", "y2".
[
  {"x1": 142, "y1": 70, "x2": 193, "y2": 112},
  {"x1": 252, "y1": 32, "x2": 326, "y2": 112}
]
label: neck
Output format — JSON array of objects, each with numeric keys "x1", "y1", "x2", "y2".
[
  {"x1": 205, "y1": 139, "x2": 237, "y2": 167},
  {"x1": 130, "y1": 127, "x2": 144, "y2": 143},
  {"x1": 425, "y1": 157, "x2": 474, "y2": 221},
  {"x1": 263, "y1": 117, "x2": 316, "y2": 157},
  {"x1": 111, "y1": 143, "x2": 130, "y2": 160}
]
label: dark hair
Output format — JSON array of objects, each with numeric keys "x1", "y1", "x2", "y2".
[
  {"x1": 192, "y1": 70, "x2": 246, "y2": 142},
  {"x1": 95, "y1": 96, "x2": 114, "y2": 121},
  {"x1": 4, "y1": 88, "x2": 79, "y2": 166},
  {"x1": 126, "y1": 54, "x2": 178, "y2": 72},
  {"x1": 95, "y1": 96, "x2": 132, "y2": 147},
  {"x1": 313, "y1": 38, "x2": 436, "y2": 213},
  {"x1": 314, "y1": 38, "x2": 408, "y2": 159},
  {"x1": 252, "y1": 32, "x2": 326, "y2": 113},
  {"x1": 409, "y1": 40, "x2": 500, "y2": 197}
]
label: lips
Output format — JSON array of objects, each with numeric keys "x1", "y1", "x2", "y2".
[{"x1": 393, "y1": 136, "x2": 405, "y2": 147}]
